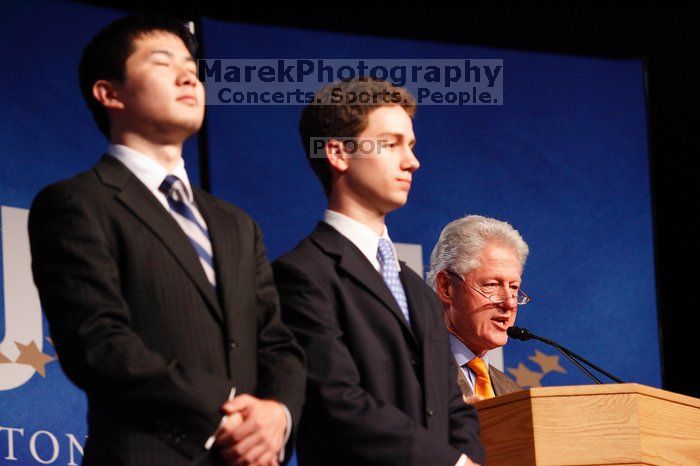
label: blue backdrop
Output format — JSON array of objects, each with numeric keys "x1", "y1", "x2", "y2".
[
  {"x1": 202, "y1": 18, "x2": 657, "y2": 390},
  {"x1": 0, "y1": 1, "x2": 658, "y2": 464}
]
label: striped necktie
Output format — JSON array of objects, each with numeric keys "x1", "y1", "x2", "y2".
[
  {"x1": 159, "y1": 175, "x2": 216, "y2": 287},
  {"x1": 466, "y1": 357, "x2": 495, "y2": 399},
  {"x1": 377, "y1": 238, "x2": 410, "y2": 323}
]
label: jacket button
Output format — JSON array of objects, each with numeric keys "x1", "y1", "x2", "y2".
[
  {"x1": 427, "y1": 409, "x2": 435, "y2": 417},
  {"x1": 229, "y1": 339, "x2": 238, "y2": 350},
  {"x1": 410, "y1": 358, "x2": 417, "y2": 366}
]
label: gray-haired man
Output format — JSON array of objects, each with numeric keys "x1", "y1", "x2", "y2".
[{"x1": 427, "y1": 215, "x2": 530, "y2": 402}]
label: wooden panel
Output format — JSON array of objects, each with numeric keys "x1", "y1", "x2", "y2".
[
  {"x1": 638, "y1": 392, "x2": 700, "y2": 465},
  {"x1": 478, "y1": 397, "x2": 536, "y2": 465},
  {"x1": 532, "y1": 393, "x2": 642, "y2": 465},
  {"x1": 474, "y1": 384, "x2": 700, "y2": 466}
]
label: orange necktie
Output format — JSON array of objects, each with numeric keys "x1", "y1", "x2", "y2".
[{"x1": 466, "y1": 357, "x2": 495, "y2": 399}]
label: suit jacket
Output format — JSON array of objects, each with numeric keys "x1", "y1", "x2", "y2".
[
  {"x1": 457, "y1": 363, "x2": 522, "y2": 398},
  {"x1": 272, "y1": 222, "x2": 483, "y2": 466},
  {"x1": 28, "y1": 155, "x2": 305, "y2": 466}
]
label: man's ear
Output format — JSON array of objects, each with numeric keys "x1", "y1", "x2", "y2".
[
  {"x1": 326, "y1": 139, "x2": 349, "y2": 174},
  {"x1": 435, "y1": 270, "x2": 453, "y2": 305},
  {"x1": 92, "y1": 79, "x2": 125, "y2": 111}
]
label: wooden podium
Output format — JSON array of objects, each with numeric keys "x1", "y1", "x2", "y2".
[{"x1": 473, "y1": 383, "x2": 700, "y2": 465}]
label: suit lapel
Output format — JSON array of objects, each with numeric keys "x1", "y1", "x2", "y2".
[
  {"x1": 195, "y1": 191, "x2": 240, "y2": 327},
  {"x1": 95, "y1": 155, "x2": 223, "y2": 322},
  {"x1": 457, "y1": 365, "x2": 473, "y2": 396},
  {"x1": 310, "y1": 223, "x2": 417, "y2": 343},
  {"x1": 400, "y1": 266, "x2": 427, "y2": 346},
  {"x1": 489, "y1": 365, "x2": 521, "y2": 395},
  {"x1": 488, "y1": 366, "x2": 501, "y2": 396}
]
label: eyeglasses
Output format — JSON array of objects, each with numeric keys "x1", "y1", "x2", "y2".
[{"x1": 446, "y1": 270, "x2": 532, "y2": 305}]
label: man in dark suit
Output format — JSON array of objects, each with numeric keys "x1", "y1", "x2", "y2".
[
  {"x1": 272, "y1": 78, "x2": 483, "y2": 466},
  {"x1": 427, "y1": 215, "x2": 530, "y2": 403},
  {"x1": 28, "y1": 15, "x2": 304, "y2": 466}
]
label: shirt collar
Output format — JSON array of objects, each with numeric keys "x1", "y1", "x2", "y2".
[
  {"x1": 322, "y1": 209, "x2": 400, "y2": 271},
  {"x1": 450, "y1": 333, "x2": 490, "y2": 368},
  {"x1": 107, "y1": 144, "x2": 193, "y2": 202}
]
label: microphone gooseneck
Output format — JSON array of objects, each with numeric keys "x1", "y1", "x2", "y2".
[{"x1": 506, "y1": 326, "x2": 624, "y2": 384}]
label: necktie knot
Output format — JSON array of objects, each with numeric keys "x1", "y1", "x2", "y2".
[
  {"x1": 466, "y1": 357, "x2": 495, "y2": 399},
  {"x1": 377, "y1": 238, "x2": 396, "y2": 268},
  {"x1": 159, "y1": 175, "x2": 185, "y2": 201},
  {"x1": 467, "y1": 357, "x2": 489, "y2": 378}
]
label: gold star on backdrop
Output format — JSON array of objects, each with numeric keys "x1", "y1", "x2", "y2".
[
  {"x1": 15, "y1": 341, "x2": 55, "y2": 377},
  {"x1": 0, "y1": 352, "x2": 11, "y2": 363},
  {"x1": 528, "y1": 349, "x2": 566, "y2": 374},
  {"x1": 507, "y1": 363, "x2": 545, "y2": 387}
]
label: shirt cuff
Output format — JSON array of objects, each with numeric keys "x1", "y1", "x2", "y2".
[
  {"x1": 455, "y1": 453, "x2": 469, "y2": 466},
  {"x1": 278, "y1": 402, "x2": 292, "y2": 462},
  {"x1": 204, "y1": 387, "x2": 237, "y2": 450}
]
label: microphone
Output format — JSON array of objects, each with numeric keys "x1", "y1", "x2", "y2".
[
  {"x1": 507, "y1": 326, "x2": 624, "y2": 384},
  {"x1": 506, "y1": 326, "x2": 533, "y2": 341}
]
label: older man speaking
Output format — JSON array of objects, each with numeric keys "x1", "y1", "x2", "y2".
[{"x1": 427, "y1": 215, "x2": 531, "y2": 403}]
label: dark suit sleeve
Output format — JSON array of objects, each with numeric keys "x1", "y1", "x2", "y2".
[
  {"x1": 249, "y1": 221, "x2": 306, "y2": 448},
  {"x1": 28, "y1": 184, "x2": 231, "y2": 458},
  {"x1": 273, "y1": 259, "x2": 473, "y2": 466}
]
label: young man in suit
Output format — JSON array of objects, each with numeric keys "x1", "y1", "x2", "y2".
[
  {"x1": 272, "y1": 78, "x2": 484, "y2": 466},
  {"x1": 427, "y1": 215, "x2": 529, "y2": 403},
  {"x1": 28, "y1": 15, "x2": 304, "y2": 466}
]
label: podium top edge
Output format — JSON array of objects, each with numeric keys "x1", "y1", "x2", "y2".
[{"x1": 475, "y1": 383, "x2": 700, "y2": 409}]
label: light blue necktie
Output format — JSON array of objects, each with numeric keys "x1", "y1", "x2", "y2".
[
  {"x1": 159, "y1": 175, "x2": 216, "y2": 287},
  {"x1": 377, "y1": 238, "x2": 410, "y2": 323}
]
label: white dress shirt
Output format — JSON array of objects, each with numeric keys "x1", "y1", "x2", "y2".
[
  {"x1": 108, "y1": 144, "x2": 195, "y2": 208},
  {"x1": 322, "y1": 209, "x2": 400, "y2": 272}
]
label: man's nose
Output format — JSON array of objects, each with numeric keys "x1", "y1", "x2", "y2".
[
  {"x1": 501, "y1": 296, "x2": 518, "y2": 311},
  {"x1": 177, "y1": 67, "x2": 199, "y2": 87},
  {"x1": 402, "y1": 147, "x2": 420, "y2": 172},
  {"x1": 499, "y1": 287, "x2": 518, "y2": 311}
]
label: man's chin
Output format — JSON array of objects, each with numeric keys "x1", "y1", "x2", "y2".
[
  {"x1": 388, "y1": 195, "x2": 409, "y2": 210},
  {"x1": 176, "y1": 120, "x2": 203, "y2": 138},
  {"x1": 494, "y1": 336, "x2": 508, "y2": 348}
]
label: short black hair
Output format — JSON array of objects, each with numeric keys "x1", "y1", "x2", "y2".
[{"x1": 78, "y1": 14, "x2": 198, "y2": 138}]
